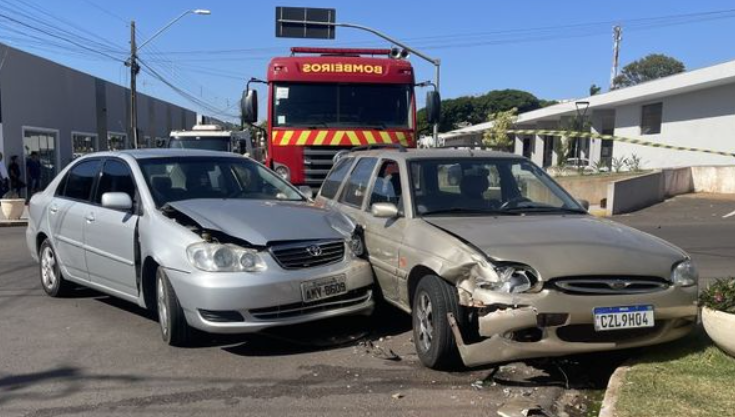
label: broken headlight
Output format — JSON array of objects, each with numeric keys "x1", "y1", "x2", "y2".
[
  {"x1": 671, "y1": 259, "x2": 698, "y2": 287},
  {"x1": 348, "y1": 233, "x2": 365, "y2": 258},
  {"x1": 187, "y1": 242, "x2": 267, "y2": 272},
  {"x1": 477, "y1": 264, "x2": 538, "y2": 293}
]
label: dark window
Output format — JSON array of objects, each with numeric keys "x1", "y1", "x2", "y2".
[
  {"x1": 340, "y1": 157, "x2": 377, "y2": 208},
  {"x1": 320, "y1": 157, "x2": 354, "y2": 199},
  {"x1": 96, "y1": 160, "x2": 136, "y2": 204},
  {"x1": 641, "y1": 103, "x2": 662, "y2": 135},
  {"x1": 369, "y1": 160, "x2": 403, "y2": 209},
  {"x1": 273, "y1": 83, "x2": 412, "y2": 128},
  {"x1": 61, "y1": 160, "x2": 101, "y2": 201}
]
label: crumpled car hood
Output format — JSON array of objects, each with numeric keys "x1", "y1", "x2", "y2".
[
  {"x1": 166, "y1": 199, "x2": 345, "y2": 246},
  {"x1": 423, "y1": 215, "x2": 687, "y2": 280}
]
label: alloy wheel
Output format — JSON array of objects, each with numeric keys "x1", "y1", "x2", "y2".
[
  {"x1": 416, "y1": 292, "x2": 434, "y2": 352},
  {"x1": 157, "y1": 275, "x2": 169, "y2": 337},
  {"x1": 40, "y1": 246, "x2": 57, "y2": 290}
]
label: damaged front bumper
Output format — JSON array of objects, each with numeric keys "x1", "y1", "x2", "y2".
[
  {"x1": 164, "y1": 256, "x2": 375, "y2": 334},
  {"x1": 448, "y1": 286, "x2": 698, "y2": 367}
]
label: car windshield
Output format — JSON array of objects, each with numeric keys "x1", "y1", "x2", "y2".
[
  {"x1": 409, "y1": 158, "x2": 585, "y2": 215},
  {"x1": 169, "y1": 136, "x2": 231, "y2": 152},
  {"x1": 273, "y1": 83, "x2": 412, "y2": 128},
  {"x1": 138, "y1": 157, "x2": 304, "y2": 208}
]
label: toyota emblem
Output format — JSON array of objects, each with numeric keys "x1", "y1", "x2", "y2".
[{"x1": 306, "y1": 245, "x2": 323, "y2": 257}]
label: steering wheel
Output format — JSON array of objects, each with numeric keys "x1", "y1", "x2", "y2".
[{"x1": 500, "y1": 196, "x2": 532, "y2": 210}]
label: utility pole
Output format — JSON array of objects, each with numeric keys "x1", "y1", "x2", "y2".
[
  {"x1": 128, "y1": 21, "x2": 140, "y2": 149},
  {"x1": 609, "y1": 25, "x2": 622, "y2": 90}
]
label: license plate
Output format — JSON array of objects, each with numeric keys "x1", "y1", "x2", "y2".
[
  {"x1": 301, "y1": 276, "x2": 347, "y2": 303},
  {"x1": 593, "y1": 305, "x2": 654, "y2": 331}
]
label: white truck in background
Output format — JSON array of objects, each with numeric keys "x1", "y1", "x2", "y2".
[{"x1": 166, "y1": 124, "x2": 263, "y2": 162}]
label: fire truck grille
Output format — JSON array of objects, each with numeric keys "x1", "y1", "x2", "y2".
[{"x1": 303, "y1": 146, "x2": 353, "y2": 186}]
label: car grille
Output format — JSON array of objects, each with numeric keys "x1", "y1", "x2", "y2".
[
  {"x1": 556, "y1": 322, "x2": 665, "y2": 343},
  {"x1": 249, "y1": 288, "x2": 372, "y2": 320},
  {"x1": 549, "y1": 276, "x2": 669, "y2": 295},
  {"x1": 269, "y1": 239, "x2": 345, "y2": 270},
  {"x1": 303, "y1": 146, "x2": 353, "y2": 187}
]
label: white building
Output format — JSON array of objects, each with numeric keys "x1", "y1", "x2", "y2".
[{"x1": 441, "y1": 58, "x2": 735, "y2": 170}]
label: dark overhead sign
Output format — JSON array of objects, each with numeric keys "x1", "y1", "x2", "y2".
[{"x1": 275, "y1": 7, "x2": 336, "y2": 39}]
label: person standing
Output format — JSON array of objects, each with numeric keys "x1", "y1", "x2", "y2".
[
  {"x1": 8, "y1": 155, "x2": 25, "y2": 196},
  {"x1": 26, "y1": 151, "x2": 42, "y2": 197},
  {"x1": 0, "y1": 152, "x2": 9, "y2": 196}
]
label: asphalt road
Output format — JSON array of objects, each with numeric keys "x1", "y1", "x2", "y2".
[{"x1": 1, "y1": 193, "x2": 733, "y2": 417}]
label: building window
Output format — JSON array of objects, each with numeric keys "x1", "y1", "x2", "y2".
[
  {"x1": 107, "y1": 132, "x2": 128, "y2": 150},
  {"x1": 641, "y1": 103, "x2": 662, "y2": 135},
  {"x1": 72, "y1": 133, "x2": 98, "y2": 159}
]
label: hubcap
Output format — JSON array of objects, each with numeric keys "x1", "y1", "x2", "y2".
[
  {"x1": 416, "y1": 292, "x2": 434, "y2": 352},
  {"x1": 40, "y1": 246, "x2": 57, "y2": 290},
  {"x1": 157, "y1": 275, "x2": 168, "y2": 336}
]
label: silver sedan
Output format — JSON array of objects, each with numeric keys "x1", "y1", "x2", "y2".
[{"x1": 26, "y1": 150, "x2": 374, "y2": 346}]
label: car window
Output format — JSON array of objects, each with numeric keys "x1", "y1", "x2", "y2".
[
  {"x1": 369, "y1": 160, "x2": 403, "y2": 209},
  {"x1": 410, "y1": 158, "x2": 582, "y2": 215},
  {"x1": 320, "y1": 157, "x2": 354, "y2": 200},
  {"x1": 139, "y1": 157, "x2": 304, "y2": 208},
  {"x1": 60, "y1": 159, "x2": 101, "y2": 202},
  {"x1": 339, "y1": 157, "x2": 377, "y2": 208},
  {"x1": 96, "y1": 160, "x2": 136, "y2": 204}
]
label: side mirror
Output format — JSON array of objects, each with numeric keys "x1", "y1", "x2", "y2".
[
  {"x1": 371, "y1": 202, "x2": 399, "y2": 218},
  {"x1": 425, "y1": 90, "x2": 441, "y2": 125},
  {"x1": 298, "y1": 185, "x2": 314, "y2": 199},
  {"x1": 241, "y1": 89, "x2": 258, "y2": 124},
  {"x1": 101, "y1": 192, "x2": 133, "y2": 211},
  {"x1": 577, "y1": 199, "x2": 590, "y2": 211}
]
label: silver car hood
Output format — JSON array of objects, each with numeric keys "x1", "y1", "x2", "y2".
[
  {"x1": 166, "y1": 199, "x2": 344, "y2": 246},
  {"x1": 424, "y1": 215, "x2": 687, "y2": 280}
]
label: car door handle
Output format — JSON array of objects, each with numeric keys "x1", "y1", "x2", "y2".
[
  {"x1": 85, "y1": 213, "x2": 96, "y2": 223},
  {"x1": 49, "y1": 205, "x2": 58, "y2": 214}
]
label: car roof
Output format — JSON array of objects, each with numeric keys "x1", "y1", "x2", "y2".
[
  {"x1": 82, "y1": 149, "x2": 242, "y2": 160},
  {"x1": 347, "y1": 148, "x2": 525, "y2": 161}
]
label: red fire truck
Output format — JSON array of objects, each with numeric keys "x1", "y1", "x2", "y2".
[{"x1": 241, "y1": 47, "x2": 421, "y2": 188}]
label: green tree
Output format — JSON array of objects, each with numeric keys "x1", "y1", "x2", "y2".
[
  {"x1": 612, "y1": 54, "x2": 685, "y2": 89},
  {"x1": 416, "y1": 89, "x2": 544, "y2": 136},
  {"x1": 482, "y1": 107, "x2": 517, "y2": 150},
  {"x1": 589, "y1": 84, "x2": 602, "y2": 95}
]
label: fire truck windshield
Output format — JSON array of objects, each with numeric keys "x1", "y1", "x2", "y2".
[{"x1": 273, "y1": 83, "x2": 412, "y2": 129}]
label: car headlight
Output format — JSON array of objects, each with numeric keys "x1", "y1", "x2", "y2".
[
  {"x1": 476, "y1": 264, "x2": 538, "y2": 293},
  {"x1": 187, "y1": 242, "x2": 266, "y2": 272},
  {"x1": 347, "y1": 234, "x2": 365, "y2": 258},
  {"x1": 274, "y1": 165, "x2": 290, "y2": 181},
  {"x1": 671, "y1": 259, "x2": 698, "y2": 287}
]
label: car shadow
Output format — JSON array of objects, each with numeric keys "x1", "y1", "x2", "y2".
[{"x1": 223, "y1": 303, "x2": 412, "y2": 357}]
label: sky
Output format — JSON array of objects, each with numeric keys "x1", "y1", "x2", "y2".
[{"x1": 4, "y1": 0, "x2": 735, "y2": 122}]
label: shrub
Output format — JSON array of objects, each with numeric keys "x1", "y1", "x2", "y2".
[{"x1": 700, "y1": 278, "x2": 735, "y2": 313}]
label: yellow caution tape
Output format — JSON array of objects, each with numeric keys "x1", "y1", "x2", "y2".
[{"x1": 506, "y1": 129, "x2": 735, "y2": 158}]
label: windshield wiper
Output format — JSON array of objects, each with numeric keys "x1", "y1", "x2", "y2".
[
  {"x1": 421, "y1": 207, "x2": 519, "y2": 216},
  {"x1": 501, "y1": 205, "x2": 587, "y2": 214}
]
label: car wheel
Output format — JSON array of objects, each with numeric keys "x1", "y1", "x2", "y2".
[
  {"x1": 39, "y1": 239, "x2": 73, "y2": 297},
  {"x1": 412, "y1": 275, "x2": 462, "y2": 370},
  {"x1": 156, "y1": 267, "x2": 193, "y2": 347}
]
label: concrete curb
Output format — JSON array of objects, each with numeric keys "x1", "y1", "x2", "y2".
[{"x1": 598, "y1": 363, "x2": 631, "y2": 417}]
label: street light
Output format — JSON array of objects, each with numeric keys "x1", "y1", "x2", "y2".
[{"x1": 127, "y1": 9, "x2": 211, "y2": 148}]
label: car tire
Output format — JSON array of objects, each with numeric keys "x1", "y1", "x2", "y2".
[
  {"x1": 156, "y1": 267, "x2": 193, "y2": 347},
  {"x1": 38, "y1": 239, "x2": 74, "y2": 297},
  {"x1": 412, "y1": 275, "x2": 462, "y2": 370}
]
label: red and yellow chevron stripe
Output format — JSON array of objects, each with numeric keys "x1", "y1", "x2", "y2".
[{"x1": 271, "y1": 129, "x2": 415, "y2": 147}]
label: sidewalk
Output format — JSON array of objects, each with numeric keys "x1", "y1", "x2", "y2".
[{"x1": 0, "y1": 204, "x2": 28, "y2": 227}]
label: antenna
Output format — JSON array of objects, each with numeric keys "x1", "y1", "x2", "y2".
[{"x1": 610, "y1": 25, "x2": 623, "y2": 89}]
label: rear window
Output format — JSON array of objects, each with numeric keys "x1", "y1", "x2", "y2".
[
  {"x1": 320, "y1": 157, "x2": 354, "y2": 200},
  {"x1": 339, "y1": 157, "x2": 377, "y2": 208}
]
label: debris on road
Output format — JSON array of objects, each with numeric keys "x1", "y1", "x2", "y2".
[
  {"x1": 391, "y1": 392, "x2": 404, "y2": 400},
  {"x1": 497, "y1": 401, "x2": 550, "y2": 417},
  {"x1": 361, "y1": 339, "x2": 402, "y2": 362}
]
